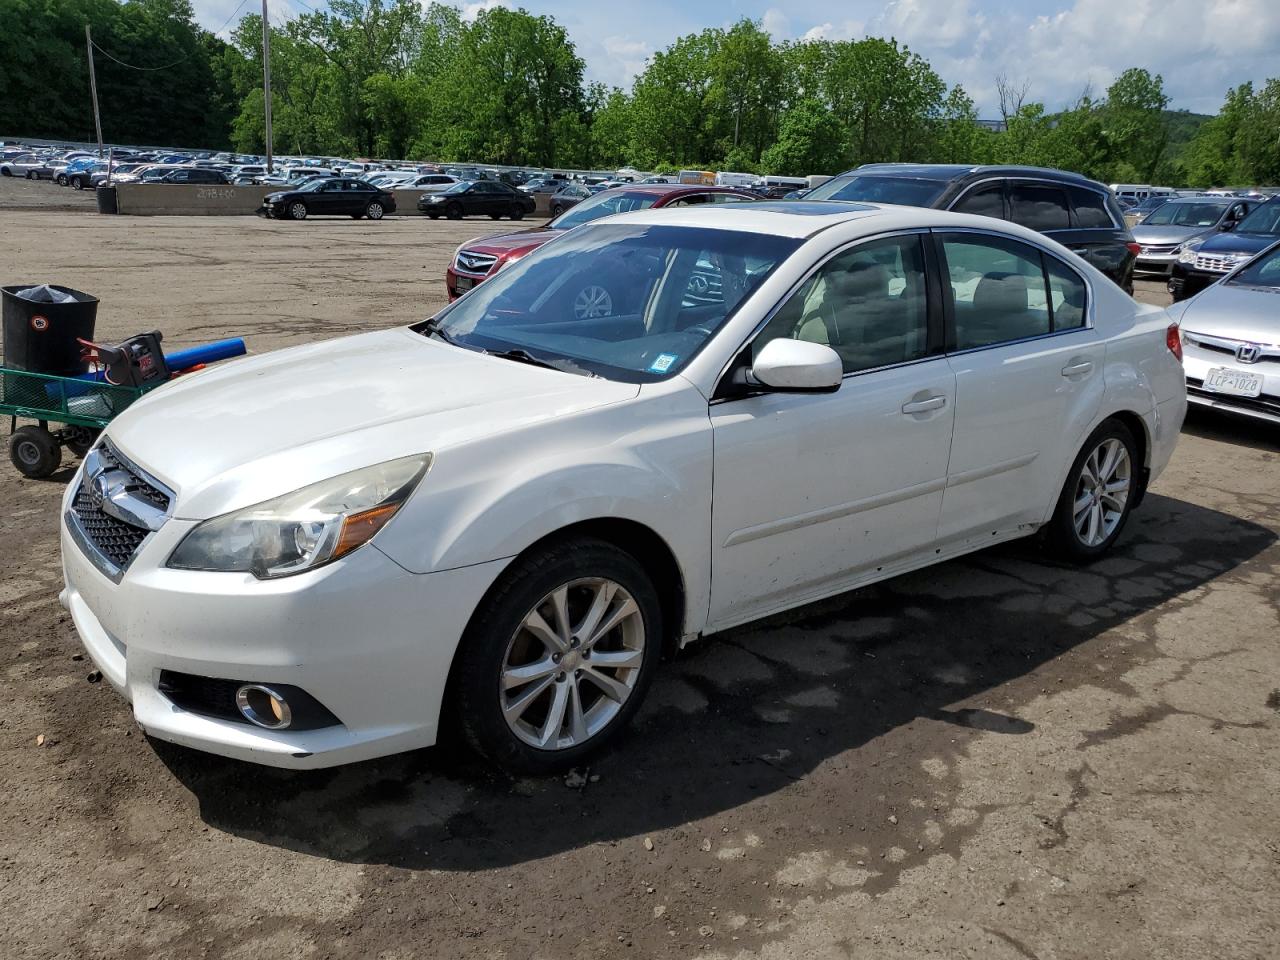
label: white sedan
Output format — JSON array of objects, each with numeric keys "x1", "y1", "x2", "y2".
[{"x1": 59, "y1": 203, "x2": 1186, "y2": 773}]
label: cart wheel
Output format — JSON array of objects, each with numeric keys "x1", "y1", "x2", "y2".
[
  {"x1": 10, "y1": 426, "x2": 62, "y2": 479},
  {"x1": 66, "y1": 427, "x2": 101, "y2": 458}
]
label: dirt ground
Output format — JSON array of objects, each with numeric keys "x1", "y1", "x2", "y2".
[{"x1": 2, "y1": 178, "x2": 1279, "y2": 960}]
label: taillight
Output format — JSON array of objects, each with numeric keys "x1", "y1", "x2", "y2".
[
  {"x1": 1166, "y1": 323, "x2": 1183, "y2": 362},
  {"x1": 1126, "y1": 242, "x2": 1141, "y2": 257}
]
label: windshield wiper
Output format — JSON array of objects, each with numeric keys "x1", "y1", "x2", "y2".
[
  {"x1": 419, "y1": 317, "x2": 459, "y2": 346},
  {"x1": 486, "y1": 348, "x2": 598, "y2": 378}
]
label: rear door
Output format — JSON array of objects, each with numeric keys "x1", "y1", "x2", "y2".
[
  {"x1": 1064, "y1": 184, "x2": 1134, "y2": 286},
  {"x1": 934, "y1": 229, "x2": 1105, "y2": 541}
]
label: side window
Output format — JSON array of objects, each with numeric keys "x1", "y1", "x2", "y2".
[
  {"x1": 711, "y1": 192, "x2": 748, "y2": 203},
  {"x1": 753, "y1": 235, "x2": 930, "y2": 375},
  {"x1": 671, "y1": 194, "x2": 712, "y2": 207},
  {"x1": 952, "y1": 183, "x2": 1005, "y2": 219},
  {"x1": 1009, "y1": 183, "x2": 1071, "y2": 231},
  {"x1": 1067, "y1": 187, "x2": 1114, "y2": 228},
  {"x1": 1045, "y1": 258, "x2": 1087, "y2": 330},
  {"x1": 941, "y1": 235, "x2": 1052, "y2": 349}
]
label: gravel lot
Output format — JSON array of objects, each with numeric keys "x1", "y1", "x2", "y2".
[{"x1": 2, "y1": 179, "x2": 1278, "y2": 960}]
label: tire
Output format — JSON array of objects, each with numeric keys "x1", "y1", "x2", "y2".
[
  {"x1": 71, "y1": 176, "x2": 84, "y2": 190},
  {"x1": 445, "y1": 202, "x2": 463, "y2": 220},
  {"x1": 289, "y1": 201, "x2": 308, "y2": 221},
  {"x1": 1, "y1": 168, "x2": 10, "y2": 177},
  {"x1": 1044, "y1": 419, "x2": 1139, "y2": 562},
  {"x1": 56, "y1": 174, "x2": 67, "y2": 186},
  {"x1": 65, "y1": 428, "x2": 100, "y2": 458},
  {"x1": 365, "y1": 201, "x2": 384, "y2": 220},
  {"x1": 452, "y1": 538, "x2": 663, "y2": 774},
  {"x1": 513, "y1": 205, "x2": 528, "y2": 220},
  {"x1": 27, "y1": 171, "x2": 37, "y2": 180},
  {"x1": 9, "y1": 426, "x2": 62, "y2": 479}
]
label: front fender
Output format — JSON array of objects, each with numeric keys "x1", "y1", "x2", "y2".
[{"x1": 373, "y1": 388, "x2": 714, "y2": 636}]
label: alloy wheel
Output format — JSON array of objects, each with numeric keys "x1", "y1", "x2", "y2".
[
  {"x1": 500, "y1": 578, "x2": 645, "y2": 751},
  {"x1": 367, "y1": 202, "x2": 383, "y2": 220},
  {"x1": 289, "y1": 202, "x2": 307, "y2": 220},
  {"x1": 1072, "y1": 437, "x2": 1131, "y2": 547},
  {"x1": 573, "y1": 285, "x2": 613, "y2": 319}
]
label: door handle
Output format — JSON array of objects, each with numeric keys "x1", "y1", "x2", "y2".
[
  {"x1": 1061, "y1": 360, "x2": 1094, "y2": 378},
  {"x1": 901, "y1": 395, "x2": 947, "y2": 415}
]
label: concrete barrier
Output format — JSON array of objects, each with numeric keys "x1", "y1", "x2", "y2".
[{"x1": 113, "y1": 183, "x2": 273, "y2": 216}]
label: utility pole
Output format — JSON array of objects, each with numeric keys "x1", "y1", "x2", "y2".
[
  {"x1": 261, "y1": 0, "x2": 274, "y2": 172},
  {"x1": 85, "y1": 24, "x2": 104, "y2": 156}
]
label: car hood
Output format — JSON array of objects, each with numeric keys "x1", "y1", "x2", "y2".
[
  {"x1": 458, "y1": 229, "x2": 562, "y2": 256},
  {"x1": 105, "y1": 327, "x2": 639, "y2": 518},
  {"x1": 1179, "y1": 283, "x2": 1280, "y2": 344},
  {"x1": 1131, "y1": 224, "x2": 1208, "y2": 245},
  {"x1": 1196, "y1": 231, "x2": 1278, "y2": 256}
]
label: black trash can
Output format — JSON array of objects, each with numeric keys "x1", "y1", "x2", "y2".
[
  {"x1": 96, "y1": 184, "x2": 117, "y2": 215},
  {"x1": 2, "y1": 285, "x2": 98, "y2": 376}
]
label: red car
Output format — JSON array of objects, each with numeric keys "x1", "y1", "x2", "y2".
[{"x1": 444, "y1": 183, "x2": 758, "y2": 300}]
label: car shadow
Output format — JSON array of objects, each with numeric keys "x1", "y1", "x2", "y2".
[
  {"x1": 1181, "y1": 406, "x2": 1280, "y2": 452},
  {"x1": 155, "y1": 492, "x2": 1275, "y2": 869}
]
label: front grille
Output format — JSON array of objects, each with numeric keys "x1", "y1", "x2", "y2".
[
  {"x1": 1194, "y1": 253, "x2": 1246, "y2": 273},
  {"x1": 455, "y1": 249, "x2": 497, "y2": 275},
  {"x1": 69, "y1": 441, "x2": 171, "y2": 575},
  {"x1": 1139, "y1": 244, "x2": 1179, "y2": 255}
]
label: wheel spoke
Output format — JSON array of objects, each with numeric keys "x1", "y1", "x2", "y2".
[
  {"x1": 1087, "y1": 502, "x2": 1102, "y2": 544},
  {"x1": 503, "y1": 673, "x2": 555, "y2": 723},
  {"x1": 566, "y1": 679, "x2": 588, "y2": 743},
  {"x1": 573, "y1": 581, "x2": 616, "y2": 647},
  {"x1": 522, "y1": 608, "x2": 569, "y2": 655},
  {"x1": 1073, "y1": 490, "x2": 1093, "y2": 519},
  {"x1": 549, "y1": 586, "x2": 572, "y2": 648},
  {"x1": 581, "y1": 666, "x2": 630, "y2": 703},
  {"x1": 1099, "y1": 440, "x2": 1121, "y2": 482},
  {"x1": 537, "y1": 680, "x2": 570, "y2": 747},
  {"x1": 585, "y1": 597, "x2": 639, "y2": 648},
  {"x1": 502, "y1": 656, "x2": 558, "y2": 690},
  {"x1": 586, "y1": 648, "x2": 643, "y2": 671}
]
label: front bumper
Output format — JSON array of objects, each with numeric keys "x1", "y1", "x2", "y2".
[
  {"x1": 1183, "y1": 349, "x2": 1280, "y2": 425},
  {"x1": 60, "y1": 491, "x2": 509, "y2": 768},
  {"x1": 444, "y1": 264, "x2": 491, "y2": 301},
  {"x1": 1134, "y1": 252, "x2": 1177, "y2": 275}
]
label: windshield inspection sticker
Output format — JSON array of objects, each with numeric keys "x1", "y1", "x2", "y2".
[{"x1": 649, "y1": 353, "x2": 678, "y2": 374}]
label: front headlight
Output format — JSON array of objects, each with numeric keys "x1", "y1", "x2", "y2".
[
  {"x1": 167, "y1": 454, "x2": 431, "y2": 579},
  {"x1": 1177, "y1": 237, "x2": 1206, "y2": 263}
]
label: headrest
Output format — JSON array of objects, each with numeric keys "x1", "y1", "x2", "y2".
[
  {"x1": 973, "y1": 272, "x2": 1028, "y2": 315},
  {"x1": 829, "y1": 261, "x2": 890, "y2": 300}
]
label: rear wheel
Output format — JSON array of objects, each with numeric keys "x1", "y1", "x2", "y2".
[
  {"x1": 1044, "y1": 419, "x2": 1139, "y2": 562},
  {"x1": 365, "y1": 201, "x2": 384, "y2": 220},
  {"x1": 56, "y1": 173, "x2": 68, "y2": 186},
  {"x1": 10, "y1": 426, "x2": 61, "y2": 479},
  {"x1": 289, "y1": 201, "x2": 308, "y2": 221},
  {"x1": 550, "y1": 204, "x2": 564, "y2": 218},
  {"x1": 71, "y1": 175, "x2": 84, "y2": 190},
  {"x1": 453, "y1": 538, "x2": 662, "y2": 774}
]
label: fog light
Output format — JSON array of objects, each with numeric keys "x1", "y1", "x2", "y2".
[{"x1": 235, "y1": 684, "x2": 292, "y2": 729}]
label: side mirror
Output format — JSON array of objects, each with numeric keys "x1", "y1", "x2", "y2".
[
  {"x1": 1220, "y1": 220, "x2": 1236, "y2": 232},
  {"x1": 750, "y1": 339, "x2": 843, "y2": 393}
]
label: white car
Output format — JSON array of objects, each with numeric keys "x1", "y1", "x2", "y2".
[
  {"x1": 59, "y1": 203, "x2": 1186, "y2": 773},
  {"x1": 0, "y1": 153, "x2": 46, "y2": 178}
]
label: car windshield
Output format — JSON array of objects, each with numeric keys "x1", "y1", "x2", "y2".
[
  {"x1": 1227, "y1": 245, "x2": 1280, "y2": 288},
  {"x1": 1235, "y1": 203, "x2": 1280, "y2": 235},
  {"x1": 806, "y1": 174, "x2": 948, "y2": 207},
  {"x1": 439, "y1": 181, "x2": 472, "y2": 194},
  {"x1": 1141, "y1": 201, "x2": 1230, "y2": 227},
  {"x1": 422, "y1": 223, "x2": 801, "y2": 382},
  {"x1": 551, "y1": 190, "x2": 663, "y2": 230}
]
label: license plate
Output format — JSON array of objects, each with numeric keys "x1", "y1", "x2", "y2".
[
  {"x1": 1202, "y1": 366, "x2": 1263, "y2": 398},
  {"x1": 455, "y1": 276, "x2": 474, "y2": 292}
]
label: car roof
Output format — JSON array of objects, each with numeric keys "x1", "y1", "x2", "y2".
[
  {"x1": 833, "y1": 163, "x2": 1110, "y2": 190},
  {"x1": 599, "y1": 200, "x2": 890, "y2": 238}
]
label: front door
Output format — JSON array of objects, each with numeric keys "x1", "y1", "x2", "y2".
[{"x1": 708, "y1": 232, "x2": 956, "y2": 629}]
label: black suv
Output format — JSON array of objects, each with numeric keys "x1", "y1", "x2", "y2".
[{"x1": 806, "y1": 164, "x2": 1138, "y2": 292}]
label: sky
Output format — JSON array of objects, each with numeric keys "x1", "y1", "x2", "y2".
[{"x1": 196, "y1": 0, "x2": 1280, "y2": 117}]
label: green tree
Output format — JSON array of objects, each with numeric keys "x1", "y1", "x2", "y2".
[{"x1": 759, "y1": 98, "x2": 844, "y2": 175}]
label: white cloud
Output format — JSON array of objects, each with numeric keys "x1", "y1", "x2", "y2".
[
  {"x1": 460, "y1": 0, "x2": 507, "y2": 21},
  {"x1": 762, "y1": 7, "x2": 790, "y2": 39}
]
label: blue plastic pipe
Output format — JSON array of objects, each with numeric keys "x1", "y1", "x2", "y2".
[{"x1": 44, "y1": 338, "x2": 247, "y2": 399}]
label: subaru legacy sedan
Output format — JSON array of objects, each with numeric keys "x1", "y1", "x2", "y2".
[{"x1": 60, "y1": 203, "x2": 1186, "y2": 773}]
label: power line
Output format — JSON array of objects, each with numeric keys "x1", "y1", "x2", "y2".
[{"x1": 86, "y1": 0, "x2": 254, "y2": 72}]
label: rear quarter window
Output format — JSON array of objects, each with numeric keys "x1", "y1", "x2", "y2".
[{"x1": 1067, "y1": 187, "x2": 1115, "y2": 228}]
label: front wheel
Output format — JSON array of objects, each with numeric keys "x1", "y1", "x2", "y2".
[
  {"x1": 1044, "y1": 419, "x2": 1139, "y2": 562},
  {"x1": 365, "y1": 201, "x2": 384, "y2": 220},
  {"x1": 27, "y1": 171, "x2": 37, "y2": 180},
  {"x1": 56, "y1": 174, "x2": 67, "y2": 186},
  {"x1": 70, "y1": 176, "x2": 84, "y2": 190},
  {"x1": 445, "y1": 203, "x2": 463, "y2": 220},
  {"x1": 452, "y1": 538, "x2": 663, "y2": 774},
  {"x1": 289, "y1": 201, "x2": 308, "y2": 221},
  {"x1": 10, "y1": 426, "x2": 62, "y2": 479}
]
